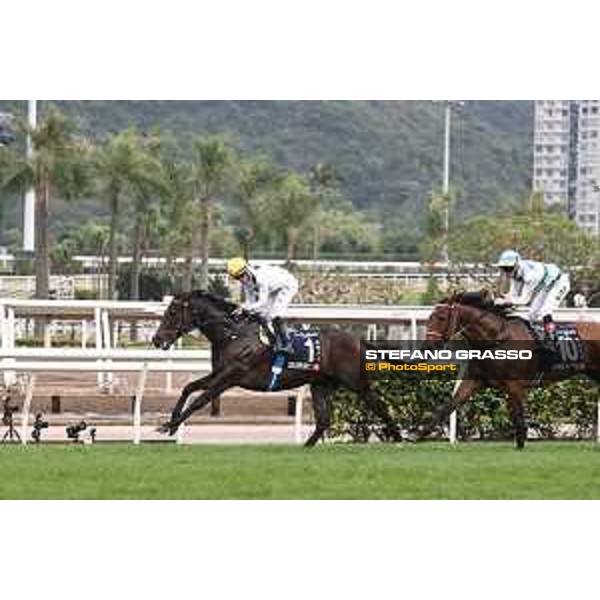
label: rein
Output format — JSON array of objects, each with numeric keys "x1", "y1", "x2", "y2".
[
  {"x1": 427, "y1": 302, "x2": 510, "y2": 348},
  {"x1": 174, "y1": 301, "x2": 237, "y2": 339}
]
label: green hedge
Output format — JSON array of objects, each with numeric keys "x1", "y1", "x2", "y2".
[{"x1": 330, "y1": 376, "x2": 599, "y2": 442}]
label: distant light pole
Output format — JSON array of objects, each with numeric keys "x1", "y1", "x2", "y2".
[
  {"x1": 23, "y1": 100, "x2": 37, "y2": 253},
  {"x1": 438, "y1": 100, "x2": 464, "y2": 265}
]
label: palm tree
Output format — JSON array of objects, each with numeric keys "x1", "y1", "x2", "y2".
[
  {"x1": 188, "y1": 136, "x2": 233, "y2": 289},
  {"x1": 128, "y1": 133, "x2": 167, "y2": 302},
  {"x1": 269, "y1": 172, "x2": 318, "y2": 264},
  {"x1": 160, "y1": 158, "x2": 195, "y2": 291},
  {"x1": 62, "y1": 221, "x2": 110, "y2": 297},
  {"x1": 94, "y1": 129, "x2": 164, "y2": 299},
  {"x1": 231, "y1": 157, "x2": 280, "y2": 259},
  {"x1": 309, "y1": 162, "x2": 340, "y2": 261},
  {"x1": 0, "y1": 108, "x2": 90, "y2": 299}
]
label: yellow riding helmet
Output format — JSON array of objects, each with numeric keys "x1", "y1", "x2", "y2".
[{"x1": 227, "y1": 257, "x2": 248, "y2": 278}]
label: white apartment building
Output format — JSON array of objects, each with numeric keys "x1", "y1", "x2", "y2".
[{"x1": 533, "y1": 100, "x2": 600, "y2": 236}]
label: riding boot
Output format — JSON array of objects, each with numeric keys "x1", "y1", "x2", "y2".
[
  {"x1": 272, "y1": 316, "x2": 293, "y2": 356},
  {"x1": 542, "y1": 315, "x2": 557, "y2": 354}
]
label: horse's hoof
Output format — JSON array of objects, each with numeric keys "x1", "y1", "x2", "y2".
[{"x1": 157, "y1": 423, "x2": 171, "y2": 434}]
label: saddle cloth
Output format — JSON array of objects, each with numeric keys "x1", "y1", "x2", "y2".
[
  {"x1": 257, "y1": 323, "x2": 321, "y2": 371},
  {"x1": 525, "y1": 321, "x2": 586, "y2": 371},
  {"x1": 287, "y1": 328, "x2": 322, "y2": 371}
]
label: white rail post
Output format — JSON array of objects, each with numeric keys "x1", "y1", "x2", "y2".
[
  {"x1": 449, "y1": 410, "x2": 458, "y2": 445},
  {"x1": 94, "y1": 307, "x2": 104, "y2": 388},
  {"x1": 449, "y1": 362, "x2": 468, "y2": 444},
  {"x1": 133, "y1": 362, "x2": 148, "y2": 445},
  {"x1": 101, "y1": 309, "x2": 114, "y2": 389},
  {"x1": 81, "y1": 320, "x2": 87, "y2": 349},
  {"x1": 411, "y1": 315, "x2": 418, "y2": 342},
  {"x1": 20, "y1": 374, "x2": 36, "y2": 445},
  {"x1": 5, "y1": 307, "x2": 16, "y2": 386}
]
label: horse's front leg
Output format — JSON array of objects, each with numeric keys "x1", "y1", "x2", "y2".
[
  {"x1": 169, "y1": 373, "x2": 217, "y2": 424},
  {"x1": 414, "y1": 377, "x2": 481, "y2": 441},
  {"x1": 364, "y1": 388, "x2": 403, "y2": 442},
  {"x1": 160, "y1": 366, "x2": 239, "y2": 436},
  {"x1": 505, "y1": 385, "x2": 527, "y2": 450}
]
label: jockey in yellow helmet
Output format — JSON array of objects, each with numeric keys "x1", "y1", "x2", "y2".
[{"x1": 226, "y1": 257, "x2": 299, "y2": 355}]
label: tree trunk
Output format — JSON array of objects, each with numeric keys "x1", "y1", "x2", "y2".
[
  {"x1": 99, "y1": 241, "x2": 108, "y2": 300},
  {"x1": 34, "y1": 180, "x2": 50, "y2": 299},
  {"x1": 130, "y1": 218, "x2": 142, "y2": 301},
  {"x1": 286, "y1": 226, "x2": 299, "y2": 265},
  {"x1": 312, "y1": 215, "x2": 321, "y2": 262},
  {"x1": 165, "y1": 252, "x2": 174, "y2": 292},
  {"x1": 34, "y1": 180, "x2": 50, "y2": 340},
  {"x1": 129, "y1": 218, "x2": 143, "y2": 342},
  {"x1": 108, "y1": 194, "x2": 119, "y2": 300},
  {"x1": 182, "y1": 225, "x2": 200, "y2": 293},
  {"x1": 242, "y1": 236, "x2": 250, "y2": 261},
  {"x1": 199, "y1": 195, "x2": 211, "y2": 289}
]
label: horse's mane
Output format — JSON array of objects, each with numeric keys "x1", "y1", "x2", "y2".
[
  {"x1": 189, "y1": 290, "x2": 238, "y2": 314},
  {"x1": 441, "y1": 291, "x2": 511, "y2": 317}
]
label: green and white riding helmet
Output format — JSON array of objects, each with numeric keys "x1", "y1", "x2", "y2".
[{"x1": 494, "y1": 249, "x2": 521, "y2": 269}]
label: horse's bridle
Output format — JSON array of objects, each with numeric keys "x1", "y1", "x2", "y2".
[
  {"x1": 170, "y1": 300, "x2": 245, "y2": 341},
  {"x1": 426, "y1": 302, "x2": 463, "y2": 342},
  {"x1": 426, "y1": 302, "x2": 510, "y2": 348}
]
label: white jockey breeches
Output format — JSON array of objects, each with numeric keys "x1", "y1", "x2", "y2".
[
  {"x1": 527, "y1": 274, "x2": 570, "y2": 321},
  {"x1": 259, "y1": 283, "x2": 299, "y2": 320}
]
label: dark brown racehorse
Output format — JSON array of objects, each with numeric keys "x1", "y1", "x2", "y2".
[
  {"x1": 152, "y1": 291, "x2": 402, "y2": 446},
  {"x1": 419, "y1": 292, "x2": 600, "y2": 449}
]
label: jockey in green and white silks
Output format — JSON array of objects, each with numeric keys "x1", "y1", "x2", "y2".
[
  {"x1": 227, "y1": 257, "x2": 299, "y2": 355},
  {"x1": 493, "y1": 250, "x2": 570, "y2": 346}
]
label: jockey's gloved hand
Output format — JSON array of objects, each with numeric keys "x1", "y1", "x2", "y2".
[
  {"x1": 494, "y1": 296, "x2": 511, "y2": 306},
  {"x1": 232, "y1": 307, "x2": 248, "y2": 319}
]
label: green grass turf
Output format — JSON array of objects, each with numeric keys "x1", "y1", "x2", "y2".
[{"x1": 1, "y1": 442, "x2": 600, "y2": 499}]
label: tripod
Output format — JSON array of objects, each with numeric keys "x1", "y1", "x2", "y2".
[
  {"x1": 2, "y1": 411, "x2": 21, "y2": 443},
  {"x1": 2, "y1": 399, "x2": 21, "y2": 443}
]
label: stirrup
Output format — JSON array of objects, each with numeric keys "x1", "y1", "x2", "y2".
[{"x1": 275, "y1": 341, "x2": 293, "y2": 356}]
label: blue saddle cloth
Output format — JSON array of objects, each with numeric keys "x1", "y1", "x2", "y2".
[{"x1": 287, "y1": 328, "x2": 322, "y2": 371}]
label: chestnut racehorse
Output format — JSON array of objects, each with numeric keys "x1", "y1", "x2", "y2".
[{"x1": 419, "y1": 292, "x2": 600, "y2": 449}]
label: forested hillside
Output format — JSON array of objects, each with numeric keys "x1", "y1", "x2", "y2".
[
  {"x1": 61, "y1": 100, "x2": 533, "y2": 214},
  {"x1": 1, "y1": 100, "x2": 532, "y2": 237}
]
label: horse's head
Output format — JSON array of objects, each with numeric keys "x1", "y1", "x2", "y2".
[
  {"x1": 425, "y1": 290, "x2": 499, "y2": 343},
  {"x1": 152, "y1": 291, "x2": 238, "y2": 350},
  {"x1": 425, "y1": 300, "x2": 460, "y2": 343},
  {"x1": 152, "y1": 293, "x2": 196, "y2": 350}
]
